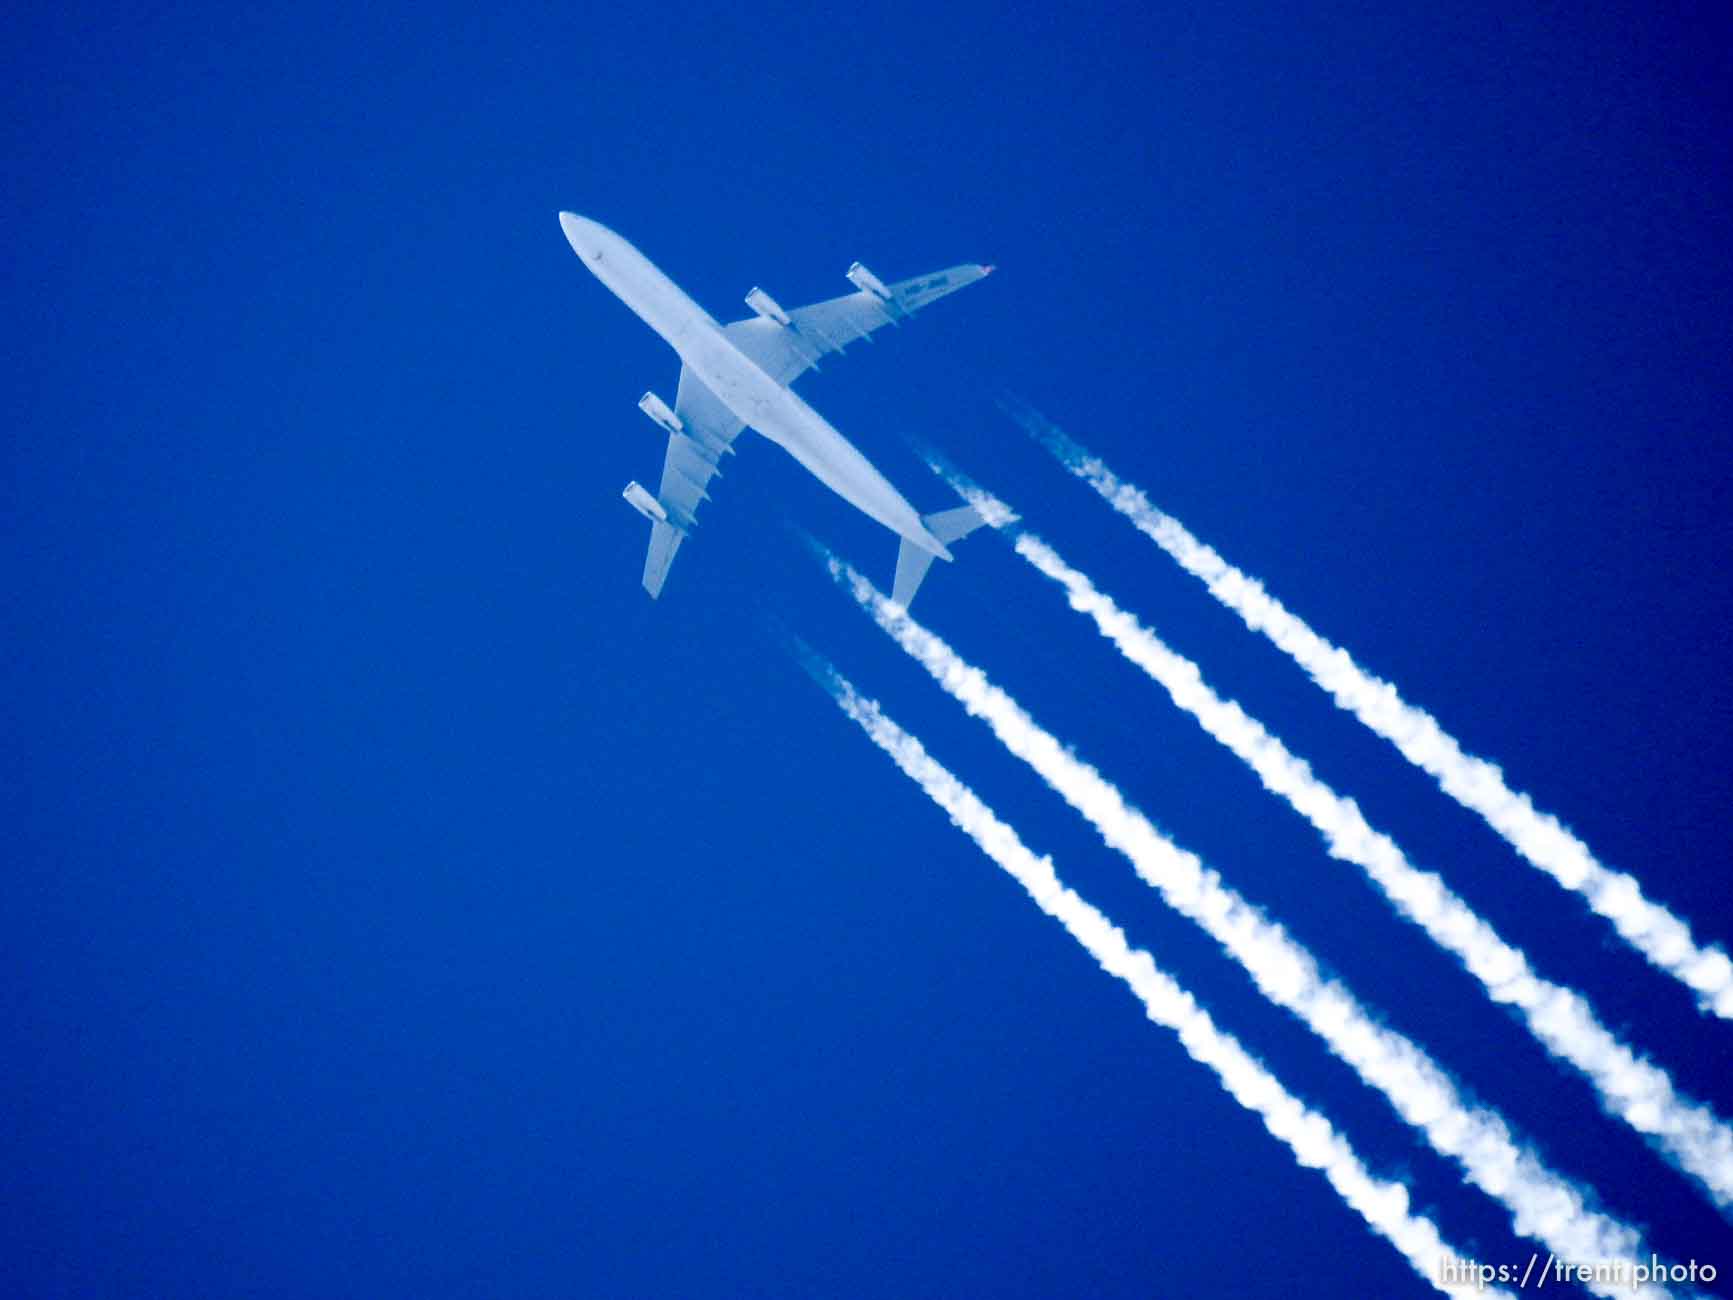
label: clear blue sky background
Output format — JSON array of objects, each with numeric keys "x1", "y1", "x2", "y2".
[{"x1": 7, "y1": 2, "x2": 1731, "y2": 1295}]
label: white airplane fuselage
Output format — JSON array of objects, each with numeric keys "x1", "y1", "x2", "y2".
[{"x1": 560, "y1": 214, "x2": 949, "y2": 559}]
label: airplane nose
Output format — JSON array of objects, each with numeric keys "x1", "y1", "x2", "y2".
[{"x1": 558, "y1": 211, "x2": 605, "y2": 263}]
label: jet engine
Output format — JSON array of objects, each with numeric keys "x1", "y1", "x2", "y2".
[
  {"x1": 638, "y1": 391, "x2": 683, "y2": 437},
  {"x1": 846, "y1": 262, "x2": 893, "y2": 302},
  {"x1": 622, "y1": 480, "x2": 668, "y2": 524},
  {"x1": 744, "y1": 287, "x2": 791, "y2": 326}
]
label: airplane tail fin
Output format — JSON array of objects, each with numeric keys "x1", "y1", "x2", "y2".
[{"x1": 891, "y1": 506, "x2": 989, "y2": 607}]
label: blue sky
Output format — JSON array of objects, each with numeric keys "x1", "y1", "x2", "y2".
[{"x1": 7, "y1": 1, "x2": 1731, "y2": 1295}]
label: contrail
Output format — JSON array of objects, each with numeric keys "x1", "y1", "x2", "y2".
[
  {"x1": 805, "y1": 658, "x2": 1511, "y2": 1298},
  {"x1": 824, "y1": 552, "x2": 1668, "y2": 1297},
  {"x1": 944, "y1": 475, "x2": 1733, "y2": 1211},
  {"x1": 1007, "y1": 397, "x2": 1733, "y2": 1021}
]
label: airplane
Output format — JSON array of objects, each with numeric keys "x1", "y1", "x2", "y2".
[{"x1": 558, "y1": 212, "x2": 994, "y2": 604}]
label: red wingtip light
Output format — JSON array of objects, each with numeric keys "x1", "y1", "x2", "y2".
[{"x1": 981, "y1": 264, "x2": 996, "y2": 275}]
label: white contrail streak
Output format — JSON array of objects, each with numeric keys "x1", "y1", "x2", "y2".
[
  {"x1": 952, "y1": 482, "x2": 1733, "y2": 1211},
  {"x1": 809, "y1": 661, "x2": 1509, "y2": 1298},
  {"x1": 1008, "y1": 399, "x2": 1733, "y2": 1022},
  {"x1": 825, "y1": 554, "x2": 1669, "y2": 1297}
]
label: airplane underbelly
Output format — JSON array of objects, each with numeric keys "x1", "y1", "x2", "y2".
[
  {"x1": 770, "y1": 403, "x2": 929, "y2": 541},
  {"x1": 682, "y1": 328, "x2": 931, "y2": 548},
  {"x1": 687, "y1": 346, "x2": 777, "y2": 432}
]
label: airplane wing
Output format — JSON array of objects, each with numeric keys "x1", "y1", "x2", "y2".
[
  {"x1": 639, "y1": 367, "x2": 747, "y2": 597},
  {"x1": 722, "y1": 262, "x2": 993, "y2": 388}
]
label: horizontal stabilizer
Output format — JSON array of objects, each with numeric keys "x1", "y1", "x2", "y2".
[
  {"x1": 891, "y1": 505, "x2": 989, "y2": 607},
  {"x1": 892, "y1": 540, "x2": 936, "y2": 608},
  {"x1": 925, "y1": 504, "x2": 987, "y2": 547}
]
